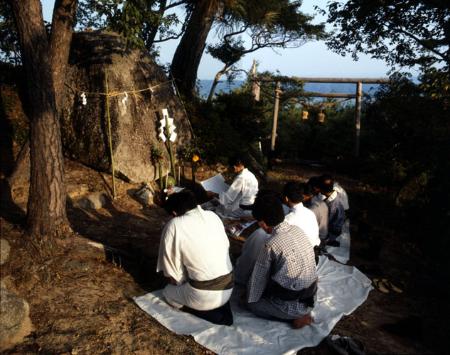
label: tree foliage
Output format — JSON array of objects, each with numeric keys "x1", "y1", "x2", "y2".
[
  {"x1": 190, "y1": 91, "x2": 266, "y2": 162},
  {"x1": 0, "y1": 2, "x2": 20, "y2": 64},
  {"x1": 77, "y1": 0, "x2": 185, "y2": 51},
  {"x1": 205, "y1": 0, "x2": 325, "y2": 100},
  {"x1": 323, "y1": 0, "x2": 450, "y2": 72}
]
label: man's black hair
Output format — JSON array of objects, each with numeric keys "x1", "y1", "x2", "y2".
[
  {"x1": 307, "y1": 176, "x2": 321, "y2": 189},
  {"x1": 164, "y1": 190, "x2": 197, "y2": 216},
  {"x1": 302, "y1": 183, "x2": 313, "y2": 196},
  {"x1": 321, "y1": 174, "x2": 334, "y2": 183},
  {"x1": 256, "y1": 189, "x2": 283, "y2": 202},
  {"x1": 229, "y1": 155, "x2": 245, "y2": 167},
  {"x1": 282, "y1": 181, "x2": 304, "y2": 204},
  {"x1": 319, "y1": 175, "x2": 334, "y2": 194},
  {"x1": 252, "y1": 193, "x2": 285, "y2": 227}
]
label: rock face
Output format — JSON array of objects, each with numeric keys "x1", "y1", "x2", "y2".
[
  {"x1": 61, "y1": 31, "x2": 192, "y2": 183},
  {"x1": 0, "y1": 284, "x2": 33, "y2": 351},
  {"x1": 77, "y1": 192, "x2": 109, "y2": 210},
  {"x1": 0, "y1": 239, "x2": 10, "y2": 265}
]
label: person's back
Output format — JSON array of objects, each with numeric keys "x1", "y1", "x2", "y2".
[
  {"x1": 285, "y1": 204, "x2": 319, "y2": 247},
  {"x1": 324, "y1": 192, "x2": 345, "y2": 241},
  {"x1": 157, "y1": 191, "x2": 233, "y2": 319},
  {"x1": 319, "y1": 177, "x2": 345, "y2": 244},
  {"x1": 307, "y1": 198, "x2": 329, "y2": 241},
  {"x1": 237, "y1": 168, "x2": 259, "y2": 206},
  {"x1": 282, "y1": 182, "x2": 320, "y2": 247},
  {"x1": 333, "y1": 181, "x2": 349, "y2": 211},
  {"x1": 246, "y1": 193, "x2": 318, "y2": 329},
  {"x1": 234, "y1": 228, "x2": 270, "y2": 286},
  {"x1": 303, "y1": 181, "x2": 329, "y2": 242},
  {"x1": 160, "y1": 206, "x2": 232, "y2": 282},
  {"x1": 250, "y1": 222, "x2": 317, "y2": 294},
  {"x1": 321, "y1": 174, "x2": 349, "y2": 212}
]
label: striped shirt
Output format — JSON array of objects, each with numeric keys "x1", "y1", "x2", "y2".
[{"x1": 247, "y1": 221, "x2": 317, "y2": 316}]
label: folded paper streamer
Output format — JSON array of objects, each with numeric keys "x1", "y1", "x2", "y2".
[{"x1": 134, "y1": 256, "x2": 372, "y2": 355}]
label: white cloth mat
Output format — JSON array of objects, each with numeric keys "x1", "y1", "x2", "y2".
[
  {"x1": 134, "y1": 255, "x2": 372, "y2": 354},
  {"x1": 325, "y1": 219, "x2": 351, "y2": 264}
]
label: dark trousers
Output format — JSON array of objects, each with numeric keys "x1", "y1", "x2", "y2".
[{"x1": 182, "y1": 301, "x2": 233, "y2": 326}]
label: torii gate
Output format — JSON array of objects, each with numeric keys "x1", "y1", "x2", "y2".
[{"x1": 261, "y1": 76, "x2": 390, "y2": 158}]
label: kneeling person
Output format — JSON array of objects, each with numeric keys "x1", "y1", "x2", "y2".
[
  {"x1": 157, "y1": 190, "x2": 234, "y2": 325},
  {"x1": 246, "y1": 194, "x2": 318, "y2": 329},
  {"x1": 207, "y1": 156, "x2": 258, "y2": 218}
]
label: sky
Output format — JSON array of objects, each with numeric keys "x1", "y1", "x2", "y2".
[{"x1": 41, "y1": 0, "x2": 394, "y2": 80}]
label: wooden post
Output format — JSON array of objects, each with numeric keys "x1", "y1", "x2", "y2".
[
  {"x1": 354, "y1": 81, "x2": 362, "y2": 157},
  {"x1": 270, "y1": 81, "x2": 281, "y2": 152},
  {"x1": 104, "y1": 69, "x2": 116, "y2": 199}
]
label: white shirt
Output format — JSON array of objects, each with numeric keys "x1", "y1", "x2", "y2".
[
  {"x1": 234, "y1": 228, "x2": 270, "y2": 285},
  {"x1": 219, "y1": 168, "x2": 258, "y2": 209},
  {"x1": 334, "y1": 182, "x2": 349, "y2": 210},
  {"x1": 285, "y1": 202, "x2": 320, "y2": 247},
  {"x1": 157, "y1": 206, "x2": 232, "y2": 283}
]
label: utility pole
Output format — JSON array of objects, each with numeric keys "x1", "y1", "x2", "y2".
[
  {"x1": 269, "y1": 81, "x2": 281, "y2": 169},
  {"x1": 354, "y1": 81, "x2": 362, "y2": 157},
  {"x1": 270, "y1": 81, "x2": 281, "y2": 152}
]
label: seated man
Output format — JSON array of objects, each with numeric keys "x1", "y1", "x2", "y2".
[
  {"x1": 157, "y1": 190, "x2": 234, "y2": 325},
  {"x1": 282, "y1": 182, "x2": 320, "y2": 248},
  {"x1": 234, "y1": 190, "x2": 282, "y2": 287},
  {"x1": 321, "y1": 174, "x2": 349, "y2": 212},
  {"x1": 207, "y1": 156, "x2": 258, "y2": 218},
  {"x1": 246, "y1": 194, "x2": 318, "y2": 329},
  {"x1": 303, "y1": 180, "x2": 329, "y2": 243},
  {"x1": 320, "y1": 177, "x2": 346, "y2": 247},
  {"x1": 234, "y1": 228, "x2": 270, "y2": 286},
  {"x1": 308, "y1": 176, "x2": 325, "y2": 203}
]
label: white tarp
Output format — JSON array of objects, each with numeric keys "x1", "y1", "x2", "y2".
[
  {"x1": 325, "y1": 219, "x2": 351, "y2": 264},
  {"x1": 134, "y1": 256, "x2": 372, "y2": 355}
]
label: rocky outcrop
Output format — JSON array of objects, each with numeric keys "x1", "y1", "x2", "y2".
[
  {"x1": 0, "y1": 284, "x2": 33, "y2": 351},
  {"x1": 77, "y1": 192, "x2": 109, "y2": 210},
  {"x1": 0, "y1": 239, "x2": 10, "y2": 265},
  {"x1": 61, "y1": 31, "x2": 192, "y2": 183}
]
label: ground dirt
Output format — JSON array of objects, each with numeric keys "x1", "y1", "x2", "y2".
[{"x1": 0, "y1": 159, "x2": 446, "y2": 354}]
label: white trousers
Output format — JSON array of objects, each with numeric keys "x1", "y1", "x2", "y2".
[{"x1": 163, "y1": 283, "x2": 232, "y2": 311}]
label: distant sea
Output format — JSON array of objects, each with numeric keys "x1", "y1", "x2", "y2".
[{"x1": 198, "y1": 79, "x2": 381, "y2": 99}]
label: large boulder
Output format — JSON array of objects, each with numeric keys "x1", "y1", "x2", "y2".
[
  {"x1": 0, "y1": 284, "x2": 33, "y2": 351},
  {"x1": 0, "y1": 239, "x2": 10, "y2": 265},
  {"x1": 61, "y1": 31, "x2": 192, "y2": 183}
]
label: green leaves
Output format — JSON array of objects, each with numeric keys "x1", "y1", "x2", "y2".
[
  {"x1": 324, "y1": 0, "x2": 450, "y2": 73},
  {"x1": 77, "y1": 0, "x2": 185, "y2": 52}
]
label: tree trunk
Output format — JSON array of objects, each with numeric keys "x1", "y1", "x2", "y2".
[
  {"x1": 207, "y1": 64, "x2": 230, "y2": 103},
  {"x1": 145, "y1": 0, "x2": 167, "y2": 48},
  {"x1": 170, "y1": 0, "x2": 219, "y2": 98},
  {"x1": 9, "y1": 0, "x2": 70, "y2": 237},
  {"x1": 49, "y1": 0, "x2": 77, "y2": 114}
]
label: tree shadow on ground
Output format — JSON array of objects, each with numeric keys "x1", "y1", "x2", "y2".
[{"x1": 67, "y1": 198, "x2": 168, "y2": 292}]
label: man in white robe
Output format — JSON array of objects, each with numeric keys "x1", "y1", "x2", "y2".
[
  {"x1": 207, "y1": 157, "x2": 258, "y2": 218},
  {"x1": 157, "y1": 191, "x2": 233, "y2": 323}
]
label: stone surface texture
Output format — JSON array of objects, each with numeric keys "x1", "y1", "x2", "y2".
[
  {"x1": 0, "y1": 238, "x2": 10, "y2": 265},
  {"x1": 61, "y1": 31, "x2": 192, "y2": 183},
  {"x1": 0, "y1": 285, "x2": 33, "y2": 351}
]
